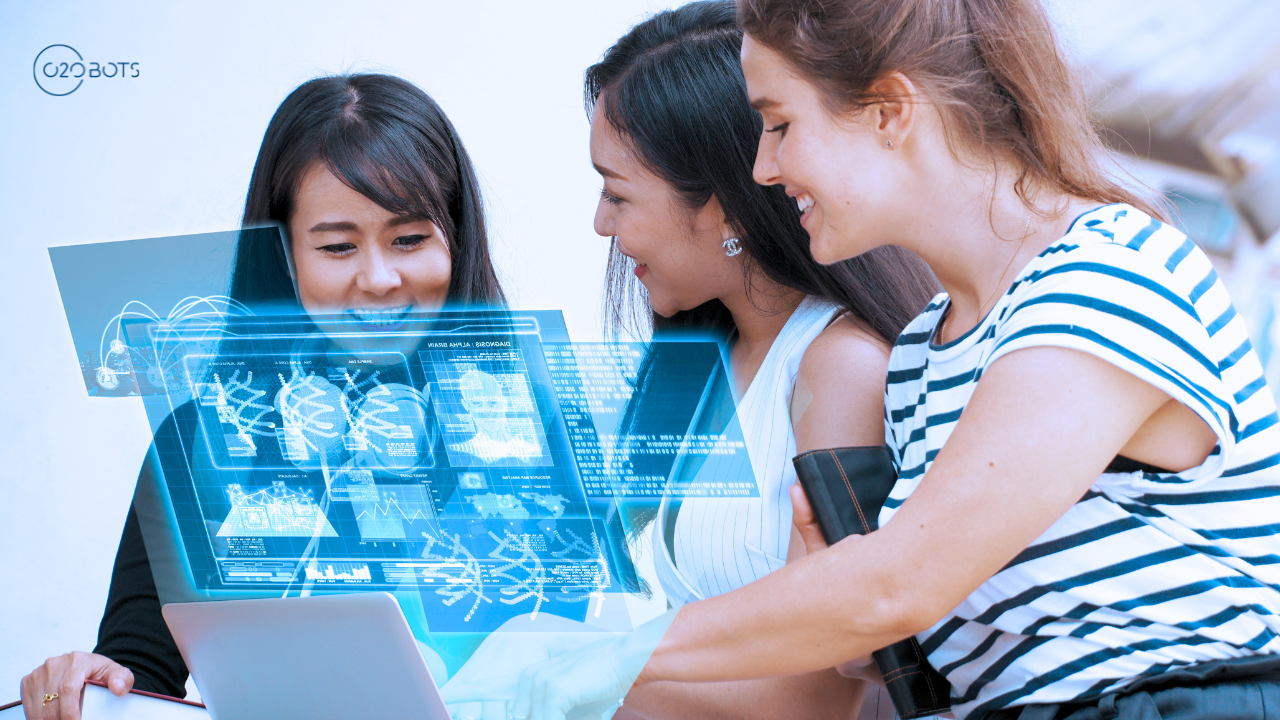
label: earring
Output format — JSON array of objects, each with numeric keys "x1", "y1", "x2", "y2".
[
  {"x1": 885, "y1": 139, "x2": 893, "y2": 148},
  {"x1": 722, "y1": 238, "x2": 742, "y2": 257}
]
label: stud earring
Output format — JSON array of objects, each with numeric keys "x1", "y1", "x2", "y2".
[
  {"x1": 885, "y1": 139, "x2": 893, "y2": 148},
  {"x1": 722, "y1": 238, "x2": 742, "y2": 257}
]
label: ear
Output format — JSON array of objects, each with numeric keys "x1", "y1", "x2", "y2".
[{"x1": 867, "y1": 72, "x2": 918, "y2": 151}]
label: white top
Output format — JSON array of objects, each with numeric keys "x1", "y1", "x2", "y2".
[
  {"x1": 652, "y1": 295, "x2": 841, "y2": 606},
  {"x1": 883, "y1": 204, "x2": 1280, "y2": 718}
]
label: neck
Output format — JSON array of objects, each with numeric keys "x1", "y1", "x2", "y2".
[
  {"x1": 721, "y1": 282, "x2": 805, "y2": 349},
  {"x1": 719, "y1": 279, "x2": 805, "y2": 396},
  {"x1": 893, "y1": 162, "x2": 1094, "y2": 337}
]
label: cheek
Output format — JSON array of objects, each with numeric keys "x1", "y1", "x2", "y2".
[
  {"x1": 294, "y1": 257, "x2": 347, "y2": 310},
  {"x1": 401, "y1": 247, "x2": 453, "y2": 303}
]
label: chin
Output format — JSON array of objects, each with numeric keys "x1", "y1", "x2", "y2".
[
  {"x1": 809, "y1": 239, "x2": 842, "y2": 265},
  {"x1": 810, "y1": 230, "x2": 863, "y2": 265}
]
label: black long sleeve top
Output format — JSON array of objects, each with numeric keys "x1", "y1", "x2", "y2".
[{"x1": 92, "y1": 500, "x2": 189, "y2": 698}]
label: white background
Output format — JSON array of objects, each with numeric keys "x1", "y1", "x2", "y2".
[{"x1": 0, "y1": 0, "x2": 676, "y2": 699}]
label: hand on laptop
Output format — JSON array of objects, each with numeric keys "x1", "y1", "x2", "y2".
[{"x1": 20, "y1": 651, "x2": 133, "y2": 720}]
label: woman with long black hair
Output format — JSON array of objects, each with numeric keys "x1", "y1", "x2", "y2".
[
  {"x1": 21, "y1": 72, "x2": 505, "y2": 719},
  {"x1": 440, "y1": 4, "x2": 936, "y2": 718}
]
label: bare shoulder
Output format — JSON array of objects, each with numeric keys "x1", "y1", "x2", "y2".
[
  {"x1": 791, "y1": 314, "x2": 892, "y2": 453},
  {"x1": 799, "y1": 314, "x2": 892, "y2": 384}
]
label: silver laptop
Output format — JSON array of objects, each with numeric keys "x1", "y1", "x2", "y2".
[{"x1": 163, "y1": 592, "x2": 450, "y2": 720}]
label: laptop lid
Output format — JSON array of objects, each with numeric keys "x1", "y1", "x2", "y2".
[{"x1": 162, "y1": 592, "x2": 448, "y2": 720}]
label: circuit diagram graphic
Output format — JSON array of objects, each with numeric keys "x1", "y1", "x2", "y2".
[{"x1": 92, "y1": 295, "x2": 251, "y2": 396}]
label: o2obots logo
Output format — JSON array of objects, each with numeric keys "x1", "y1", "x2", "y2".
[{"x1": 33, "y1": 44, "x2": 140, "y2": 96}]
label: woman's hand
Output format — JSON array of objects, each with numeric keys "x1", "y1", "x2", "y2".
[
  {"x1": 789, "y1": 483, "x2": 830, "y2": 557},
  {"x1": 20, "y1": 652, "x2": 133, "y2": 720}
]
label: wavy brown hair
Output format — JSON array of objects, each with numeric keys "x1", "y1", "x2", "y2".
[{"x1": 738, "y1": 0, "x2": 1167, "y2": 221}]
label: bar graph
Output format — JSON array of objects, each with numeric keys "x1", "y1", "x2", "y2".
[{"x1": 304, "y1": 561, "x2": 372, "y2": 583}]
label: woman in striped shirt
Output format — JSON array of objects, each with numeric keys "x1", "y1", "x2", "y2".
[{"x1": 503, "y1": 0, "x2": 1280, "y2": 718}]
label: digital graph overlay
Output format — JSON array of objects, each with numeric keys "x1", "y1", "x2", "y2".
[{"x1": 140, "y1": 314, "x2": 630, "y2": 630}]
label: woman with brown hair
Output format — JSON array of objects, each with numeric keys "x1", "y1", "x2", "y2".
[{"x1": 498, "y1": 1, "x2": 1280, "y2": 718}]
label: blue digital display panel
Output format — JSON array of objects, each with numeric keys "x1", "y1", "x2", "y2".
[
  {"x1": 128, "y1": 312, "x2": 614, "y2": 631},
  {"x1": 548, "y1": 342, "x2": 757, "y2": 499},
  {"x1": 123, "y1": 310, "x2": 758, "y2": 632}
]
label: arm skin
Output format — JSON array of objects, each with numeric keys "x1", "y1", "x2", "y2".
[
  {"x1": 635, "y1": 344, "x2": 1205, "y2": 685},
  {"x1": 615, "y1": 316, "x2": 886, "y2": 720}
]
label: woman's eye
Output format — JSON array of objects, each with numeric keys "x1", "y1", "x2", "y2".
[
  {"x1": 317, "y1": 243, "x2": 356, "y2": 255},
  {"x1": 393, "y1": 234, "x2": 428, "y2": 248},
  {"x1": 765, "y1": 122, "x2": 789, "y2": 136},
  {"x1": 600, "y1": 188, "x2": 623, "y2": 206}
]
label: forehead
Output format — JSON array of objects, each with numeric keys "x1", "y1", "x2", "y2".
[
  {"x1": 740, "y1": 35, "x2": 809, "y2": 108},
  {"x1": 587, "y1": 104, "x2": 665, "y2": 189},
  {"x1": 588, "y1": 105, "x2": 630, "y2": 165}
]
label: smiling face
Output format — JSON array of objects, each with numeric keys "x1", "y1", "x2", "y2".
[
  {"x1": 742, "y1": 35, "x2": 904, "y2": 264},
  {"x1": 589, "y1": 106, "x2": 745, "y2": 318},
  {"x1": 288, "y1": 162, "x2": 452, "y2": 327}
]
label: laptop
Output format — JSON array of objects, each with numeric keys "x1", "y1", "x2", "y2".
[{"x1": 163, "y1": 592, "x2": 450, "y2": 720}]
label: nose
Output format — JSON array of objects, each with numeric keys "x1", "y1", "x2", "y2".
[
  {"x1": 357, "y1": 245, "x2": 402, "y2": 295},
  {"x1": 753, "y1": 130, "x2": 782, "y2": 187},
  {"x1": 593, "y1": 196, "x2": 615, "y2": 238}
]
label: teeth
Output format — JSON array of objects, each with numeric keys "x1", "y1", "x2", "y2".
[
  {"x1": 796, "y1": 194, "x2": 815, "y2": 213},
  {"x1": 349, "y1": 306, "x2": 411, "y2": 325}
]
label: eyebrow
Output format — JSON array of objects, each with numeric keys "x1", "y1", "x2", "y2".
[
  {"x1": 593, "y1": 163, "x2": 627, "y2": 181},
  {"x1": 308, "y1": 220, "x2": 357, "y2": 233},
  {"x1": 749, "y1": 97, "x2": 780, "y2": 112},
  {"x1": 386, "y1": 215, "x2": 430, "y2": 229},
  {"x1": 308, "y1": 216, "x2": 430, "y2": 233}
]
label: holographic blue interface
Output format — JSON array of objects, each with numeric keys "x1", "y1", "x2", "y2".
[{"x1": 123, "y1": 310, "x2": 756, "y2": 632}]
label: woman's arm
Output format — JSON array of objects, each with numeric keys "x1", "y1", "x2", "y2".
[
  {"x1": 92, "y1": 501, "x2": 190, "y2": 696},
  {"x1": 616, "y1": 317, "x2": 889, "y2": 720},
  {"x1": 789, "y1": 315, "x2": 890, "y2": 456},
  {"x1": 617, "y1": 672, "x2": 863, "y2": 720},
  {"x1": 637, "y1": 344, "x2": 1178, "y2": 684}
]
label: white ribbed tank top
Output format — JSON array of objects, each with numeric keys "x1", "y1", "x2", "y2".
[{"x1": 651, "y1": 295, "x2": 840, "y2": 605}]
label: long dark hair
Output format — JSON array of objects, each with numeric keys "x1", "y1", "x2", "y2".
[
  {"x1": 584, "y1": 1, "x2": 936, "y2": 596},
  {"x1": 585, "y1": 0, "x2": 936, "y2": 343},
  {"x1": 229, "y1": 73, "x2": 505, "y2": 308}
]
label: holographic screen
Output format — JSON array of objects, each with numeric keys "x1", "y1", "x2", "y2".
[
  {"x1": 51, "y1": 231, "x2": 760, "y2": 635},
  {"x1": 48, "y1": 228, "x2": 256, "y2": 397}
]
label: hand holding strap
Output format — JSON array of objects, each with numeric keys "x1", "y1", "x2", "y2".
[{"x1": 793, "y1": 447, "x2": 952, "y2": 719}]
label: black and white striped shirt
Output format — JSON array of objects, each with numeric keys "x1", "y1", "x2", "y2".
[{"x1": 881, "y1": 204, "x2": 1280, "y2": 718}]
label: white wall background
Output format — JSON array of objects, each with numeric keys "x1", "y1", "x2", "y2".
[{"x1": 0, "y1": 0, "x2": 677, "y2": 699}]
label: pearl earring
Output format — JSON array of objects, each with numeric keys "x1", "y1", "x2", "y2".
[
  {"x1": 885, "y1": 139, "x2": 893, "y2": 148},
  {"x1": 722, "y1": 238, "x2": 742, "y2": 257}
]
